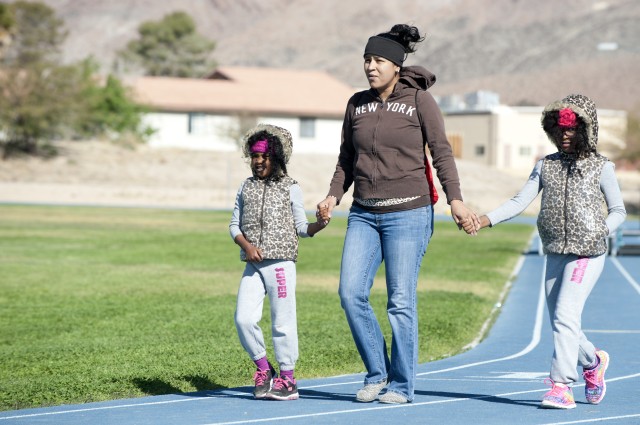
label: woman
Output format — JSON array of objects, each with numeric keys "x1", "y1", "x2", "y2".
[{"x1": 317, "y1": 24, "x2": 479, "y2": 404}]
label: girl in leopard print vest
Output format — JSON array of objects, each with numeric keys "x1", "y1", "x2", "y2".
[
  {"x1": 229, "y1": 124, "x2": 328, "y2": 401},
  {"x1": 468, "y1": 94, "x2": 626, "y2": 409}
]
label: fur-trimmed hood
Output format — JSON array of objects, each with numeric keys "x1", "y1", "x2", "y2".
[
  {"x1": 242, "y1": 123, "x2": 293, "y2": 164},
  {"x1": 541, "y1": 94, "x2": 599, "y2": 150}
]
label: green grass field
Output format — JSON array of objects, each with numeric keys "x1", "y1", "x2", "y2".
[{"x1": 0, "y1": 204, "x2": 534, "y2": 411}]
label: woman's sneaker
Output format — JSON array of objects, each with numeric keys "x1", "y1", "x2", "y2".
[
  {"x1": 266, "y1": 376, "x2": 299, "y2": 400},
  {"x1": 540, "y1": 379, "x2": 576, "y2": 409},
  {"x1": 355, "y1": 381, "x2": 387, "y2": 402},
  {"x1": 583, "y1": 349, "x2": 609, "y2": 404},
  {"x1": 379, "y1": 391, "x2": 409, "y2": 404},
  {"x1": 252, "y1": 367, "x2": 275, "y2": 399}
]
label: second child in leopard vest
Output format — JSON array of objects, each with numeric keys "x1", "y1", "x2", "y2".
[
  {"x1": 467, "y1": 94, "x2": 626, "y2": 410},
  {"x1": 229, "y1": 124, "x2": 329, "y2": 401}
]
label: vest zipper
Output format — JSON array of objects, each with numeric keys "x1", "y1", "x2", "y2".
[
  {"x1": 562, "y1": 167, "x2": 570, "y2": 252},
  {"x1": 258, "y1": 182, "x2": 267, "y2": 247}
]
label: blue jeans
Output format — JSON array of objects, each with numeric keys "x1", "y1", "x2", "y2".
[{"x1": 339, "y1": 204, "x2": 433, "y2": 401}]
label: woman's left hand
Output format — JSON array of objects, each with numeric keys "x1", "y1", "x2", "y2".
[{"x1": 450, "y1": 200, "x2": 480, "y2": 236}]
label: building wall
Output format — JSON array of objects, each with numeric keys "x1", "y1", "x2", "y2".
[
  {"x1": 254, "y1": 116, "x2": 343, "y2": 155},
  {"x1": 442, "y1": 106, "x2": 627, "y2": 174},
  {"x1": 493, "y1": 106, "x2": 554, "y2": 171},
  {"x1": 442, "y1": 113, "x2": 493, "y2": 165},
  {"x1": 142, "y1": 107, "x2": 626, "y2": 174},
  {"x1": 143, "y1": 112, "x2": 343, "y2": 154},
  {"x1": 143, "y1": 112, "x2": 237, "y2": 151}
]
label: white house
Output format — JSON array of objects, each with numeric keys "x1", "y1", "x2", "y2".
[
  {"x1": 131, "y1": 66, "x2": 355, "y2": 154},
  {"x1": 131, "y1": 73, "x2": 627, "y2": 175}
]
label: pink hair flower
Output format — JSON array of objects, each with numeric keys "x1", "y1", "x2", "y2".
[{"x1": 558, "y1": 108, "x2": 577, "y2": 128}]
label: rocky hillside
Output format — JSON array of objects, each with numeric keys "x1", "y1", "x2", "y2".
[{"x1": 35, "y1": 0, "x2": 640, "y2": 111}]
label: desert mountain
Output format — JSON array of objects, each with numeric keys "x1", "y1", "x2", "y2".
[{"x1": 32, "y1": 0, "x2": 640, "y2": 110}]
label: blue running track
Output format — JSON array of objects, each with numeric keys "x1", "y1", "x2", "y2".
[{"x1": 2, "y1": 224, "x2": 639, "y2": 425}]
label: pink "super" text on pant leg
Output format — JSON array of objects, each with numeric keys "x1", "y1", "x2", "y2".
[{"x1": 275, "y1": 267, "x2": 287, "y2": 298}]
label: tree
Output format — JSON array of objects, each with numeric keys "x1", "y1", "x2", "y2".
[
  {"x1": 74, "y1": 62, "x2": 154, "y2": 142},
  {"x1": 118, "y1": 11, "x2": 216, "y2": 78},
  {"x1": 0, "y1": 3, "x2": 15, "y2": 59},
  {"x1": 0, "y1": 1, "x2": 152, "y2": 158},
  {"x1": 1, "y1": 0, "x2": 66, "y2": 67},
  {"x1": 0, "y1": 1, "x2": 72, "y2": 156}
]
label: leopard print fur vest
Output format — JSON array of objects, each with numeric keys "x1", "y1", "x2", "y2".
[
  {"x1": 240, "y1": 176, "x2": 298, "y2": 262},
  {"x1": 537, "y1": 152, "x2": 609, "y2": 256}
]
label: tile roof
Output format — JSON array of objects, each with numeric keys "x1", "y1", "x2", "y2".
[{"x1": 131, "y1": 66, "x2": 355, "y2": 118}]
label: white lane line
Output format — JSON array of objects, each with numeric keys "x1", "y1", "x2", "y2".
[
  {"x1": 462, "y1": 255, "x2": 526, "y2": 351},
  {"x1": 0, "y1": 397, "x2": 214, "y2": 421},
  {"x1": 300, "y1": 257, "x2": 547, "y2": 390},
  {"x1": 414, "y1": 257, "x2": 547, "y2": 376},
  {"x1": 538, "y1": 414, "x2": 640, "y2": 425},
  {"x1": 611, "y1": 257, "x2": 640, "y2": 295}
]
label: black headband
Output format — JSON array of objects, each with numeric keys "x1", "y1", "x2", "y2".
[{"x1": 363, "y1": 36, "x2": 406, "y2": 65}]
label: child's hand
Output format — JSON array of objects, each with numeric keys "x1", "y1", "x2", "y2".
[
  {"x1": 316, "y1": 205, "x2": 331, "y2": 226},
  {"x1": 462, "y1": 219, "x2": 478, "y2": 235},
  {"x1": 245, "y1": 245, "x2": 263, "y2": 262}
]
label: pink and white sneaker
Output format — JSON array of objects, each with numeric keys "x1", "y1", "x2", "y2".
[
  {"x1": 540, "y1": 379, "x2": 576, "y2": 409},
  {"x1": 583, "y1": 349, "x2": 609, "y2": 404}
]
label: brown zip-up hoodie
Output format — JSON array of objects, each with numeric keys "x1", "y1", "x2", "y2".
[{"x1": 327, "y1": 65, "x2": 462, "y2": 209}]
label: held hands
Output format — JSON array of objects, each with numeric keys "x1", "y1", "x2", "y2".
[
  {"x1": 450, "y1": 200, "x2": 481, "y2": 236},
  {"x1": 306, "y1": 199, "x2": 334, "y2": 237},
  {"x1": 316, "y1": 204, "x2": 331, "y2": 228},
  {"x1": 316, "y1": 196, "x2": 337, "y2": 227},
  {"x1": 461, "y1": 218, "x2": 481, "y2": 235},
  {"x1": 461, "y1": 213, "x2": 491, "y2": 234}
]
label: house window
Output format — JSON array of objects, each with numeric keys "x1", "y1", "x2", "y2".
[
  {"x1": 519, "y1": 146, "x2": 531, "y2": 156},
  {"x1": 475, "y1": 145, "x2": 485, "y2": 156},
  {"x1": 188, "y1": 113, "x2": 208, "y2": 135},
  {"x1": 299, "y1": 118, "x2": 316, "y2": 138}
]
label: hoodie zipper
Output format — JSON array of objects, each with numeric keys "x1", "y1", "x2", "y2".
[{"x1": 372, "y1": 98, "x2": 385, "y2": 194}]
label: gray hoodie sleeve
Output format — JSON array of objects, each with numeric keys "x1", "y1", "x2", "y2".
[
  {"x1": 601, "y1": 161, "x2": 627, "y2": 234},
  {"x1": 486, "y1": 160, "x2": 543, "y2": 226},
  {"x1": 229, "y1": 181, "x2": 245, "y2": 240},
  {"x1": 290, "y1": 183, "x2": 313, "y2": 238},
  {"x1": 487, "y1": 160, "x2": 626, "y2": 232}
]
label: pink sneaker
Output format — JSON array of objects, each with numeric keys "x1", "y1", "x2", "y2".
[
  {"x1": 266, "y1": 376, "x2": 299, "y2": 401},
  {"x1": 583, "y1": 349, "x2": 609, "y2": 404},
  {"x1": 540, "y1": 379, "x2": 576, "y2": 409},
  {"x1": 252, "y1": 367, "x2": 275, "y2": 399}
]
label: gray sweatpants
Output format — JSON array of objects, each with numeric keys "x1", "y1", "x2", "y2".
[
  {"x1": 545, "y1": 253, "x2": 604, "y2": 384},
  {"x1": 234, "y1": 259, "x2": 298, "y2": 371}
]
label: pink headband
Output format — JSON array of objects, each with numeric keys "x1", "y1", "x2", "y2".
[
  {"x1": 250, "y1": 140, "x2": 269, "y2": 153},
  {"x1": 558, "y1": 108, "x2": 577, "y2": 128}
]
